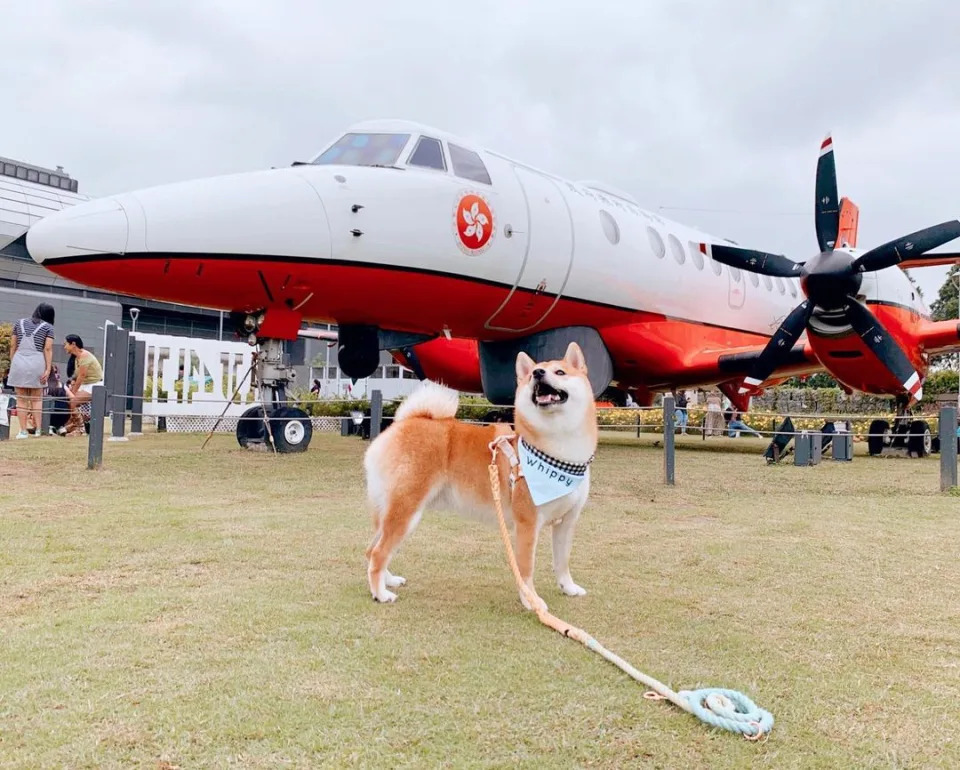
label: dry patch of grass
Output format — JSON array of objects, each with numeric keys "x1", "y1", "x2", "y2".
[{"x1": 1, "y1": 430, "x2": 958, "y2": 768}]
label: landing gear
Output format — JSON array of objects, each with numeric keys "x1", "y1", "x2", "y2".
[
  {"x1": 867, "y1": 395, "x2": 931, "y2": 459},
  {"x1": 232, "y1": 312, "x2": 313, "y2": 453}
]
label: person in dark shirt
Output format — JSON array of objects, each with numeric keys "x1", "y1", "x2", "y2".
[{"x1": 671, "y1": 388, "x2": 689, "y2": 434}]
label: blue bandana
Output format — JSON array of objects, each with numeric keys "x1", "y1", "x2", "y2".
[{"x1": 517, "y1": 437, "x2": 592, "y2": 506}]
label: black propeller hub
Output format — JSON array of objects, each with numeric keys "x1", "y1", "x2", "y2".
[{"x1": 799, "y1": 249, "x2": 862, "y2": 309}]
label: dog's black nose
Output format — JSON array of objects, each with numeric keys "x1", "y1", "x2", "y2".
[{"x1": 532, "y1": 368, "x2": 545, "y2": 379}]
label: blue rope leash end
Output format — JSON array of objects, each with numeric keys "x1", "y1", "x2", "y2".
[{"x1": 678, "y1": 688, "x2": 774, "y2": 740}]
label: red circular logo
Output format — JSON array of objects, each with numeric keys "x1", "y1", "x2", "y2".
[{"x1": 455, "y1": 194, "x2": 494, "y2": 253}]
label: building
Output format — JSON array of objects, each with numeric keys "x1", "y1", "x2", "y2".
[{"x1": 0, "y1": 155, "x2": 420, "y2": 399}]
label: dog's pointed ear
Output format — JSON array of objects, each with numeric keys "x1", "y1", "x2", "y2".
[
  {"x1": 563, "y1": 342, "x2": 587, "y2": 374},
  {"x1": 516, "y1": 351, "x2": 535, "y2": 381}
]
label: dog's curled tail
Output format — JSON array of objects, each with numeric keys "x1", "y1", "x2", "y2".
[{"x1": 393, "y1": 381, "x2": 459, "y2": 422}]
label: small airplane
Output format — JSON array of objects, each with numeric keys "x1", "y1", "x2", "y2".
[{"x1": 19, "y1": 120, "x2": 960, "y2": 451}]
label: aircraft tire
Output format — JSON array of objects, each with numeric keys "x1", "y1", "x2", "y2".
[
  {"x1": 907, "y1": 420, "x2": 932, "y2": 458},
  {"x1": 237, "y1": 405, "x2": 268, "y2": 448},
  {"x1": 867, "y1": 419, "x2": 888, "y2": 456},
  {"x1": 270, "y1": 407, "x2": 313, "y2": 453}
]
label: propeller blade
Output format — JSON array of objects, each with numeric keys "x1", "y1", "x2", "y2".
[
  {"x1": 851, "y1": 220, "x2": 960, "y2": 273},
  {"x1": 844, "y1": 299, "x2": 923, "y2": 401},
  {"x1": 815, "y1": 134, "x2": 840, "y2": 251},
  {"x1": 739, "y1": 300, "x2": 814, "y2": 393},
  {"x1": 698, "y1": 243, "x2": 803, "y2": 277}
]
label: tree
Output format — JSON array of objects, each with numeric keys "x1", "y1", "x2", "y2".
[
  {"x1": 930, "y1": 264, "x2": 959, "y2": 322},
  {"x1": 785, "y1": 372, "x2": 838, "y2": 388},
  {"x1": 905, "y1": 269, "x2": 924, "y2": 299},
  {"x1": 930, "y1": 264, "x2": 960, "y2": 372}
]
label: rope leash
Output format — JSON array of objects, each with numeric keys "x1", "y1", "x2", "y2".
[{"x1": 487, "y1": 439, "x2": 774, "y2": 741}]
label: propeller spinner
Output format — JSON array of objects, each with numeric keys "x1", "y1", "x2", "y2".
[{"x1": 700, "y1": 134, "x2": 960, "y2": 402}]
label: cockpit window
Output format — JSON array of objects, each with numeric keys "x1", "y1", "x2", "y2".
[
  {"x1": 449, "y1": 143, "x2": 492, "y2": 184},
  {"x1": 313, "y1": 133, "x2": 411, "y2": 167},
  {"x1": 408, "y1": 136, "x2": 446, "y2": 171}
]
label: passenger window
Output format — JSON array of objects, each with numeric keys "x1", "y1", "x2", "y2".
[
  {"x1": 749, "y1": 271, "x2": 759, "y2": 287},
  {"x1": 763, "y1": 274, "x2": 773, "y2": 291},
  {"x1": 408, "y1": 136, "x2": 446, "y2": 171},
  {"x1": 646, "y1": 227, "x2": 665, "y2": 258},
  {"x1": 775, "y1": 277, "x2": 786, "y2": 294},
  {"x1": 449, "y1": 143, "x2": 492, "y2": 184},
  {"x1": 687, "y1": 241, "x2": 705, "y2": 270},
  {"x1": 788, "y1": 280, "x2": 798, "y2": 298},
  {"x1": 668, "y1": 234, "x2": 685, "y2": 265}
]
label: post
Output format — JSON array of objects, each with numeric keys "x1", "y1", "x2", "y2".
[
  {"x1": 40, "y1": 395, "x2": 53, "y2": 436},
  {"x1": 370, "y1": 389, "x2": 383, "y2": 440},
  {"x1": 811, "y1": 431, "x2": 823, "y2": 465},
  {"x1": 663, "y1": 394, "x2": 676, "y2": 485},
  {"x1": 940, "y1": 406, "x2": 958, "y2": 492},
  {"x1": 87, "y1": 385, "x2": 106, "y2": 469},
  {"x1": 102, "y1": 322, "x2": 119, "y2": 394},
  {"x1": 129, "y1": 339, "x2": 146, "y2": 436},
  {"x1": 794, "y1": 431, "x2": 811, "y2": 466},
  {"x1": 108, "y1": 327, "x2": 130, "y2": 442}
]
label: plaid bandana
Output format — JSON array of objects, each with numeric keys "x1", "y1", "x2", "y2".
[{"x1": 517, "y1": 437, "x2": 592, "y2": 505}]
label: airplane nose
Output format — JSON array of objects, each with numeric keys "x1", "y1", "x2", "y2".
[{"x1": 26, "y1": 196, "x2": 129, "y2": 264}]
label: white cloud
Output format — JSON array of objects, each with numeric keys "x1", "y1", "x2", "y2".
[{"x1": 2, "y1": 0, "x2": 959, "y2": 300}]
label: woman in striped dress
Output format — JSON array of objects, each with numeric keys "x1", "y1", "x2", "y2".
[{"x1": 7, "y1": 303, "x2": 55, "y2": 438}]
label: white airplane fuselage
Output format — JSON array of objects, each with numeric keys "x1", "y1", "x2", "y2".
[{"x1": 24, "y1": 120, "x2": 930, "y2": 395}]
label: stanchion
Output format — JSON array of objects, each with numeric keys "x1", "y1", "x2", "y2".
[
  {"x1": 87, "y1": 385, "x2": 107, "y2": 470},
  {"x1": 129, "y1": 339, "x2": 146, "y2": 436},
  {"x1": 370, "y1": 390, "x2": 383, "y2": 440},
  {"x1": 663, "y1": 395, "x2": 676, "y2": 485},
  {"x1": 940, "y1": 406, "x2": 958, "y2": 492}
]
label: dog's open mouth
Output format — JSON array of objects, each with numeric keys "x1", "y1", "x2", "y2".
[{"x1": 532, "y1": 381, "x2": 568, "y2": 407}]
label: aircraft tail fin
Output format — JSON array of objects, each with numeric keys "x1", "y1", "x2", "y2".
[{"x1": 837, "y1": 197, "x2": 859, "y2": 248}]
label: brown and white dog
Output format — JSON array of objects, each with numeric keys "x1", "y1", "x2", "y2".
[{"x1": 363, "y1": 342, "x2": 598, "y2": 609}]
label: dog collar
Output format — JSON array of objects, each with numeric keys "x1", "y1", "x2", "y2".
[{"x1": 518, "y1": 436, "x2": 594, "y2": 476}]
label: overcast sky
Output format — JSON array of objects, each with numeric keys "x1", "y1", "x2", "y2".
[{"x1": 2, "y1": 0, "x2": 959, "y2": 304}]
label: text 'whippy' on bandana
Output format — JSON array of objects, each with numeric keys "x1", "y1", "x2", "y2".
[{"x1": 517, "y1": 437, "x2": 591, "y2": 506}]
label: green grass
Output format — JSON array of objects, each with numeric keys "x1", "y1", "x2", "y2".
[{"x1": 1, "y1": 429, "x2": 959, "y2": 768}]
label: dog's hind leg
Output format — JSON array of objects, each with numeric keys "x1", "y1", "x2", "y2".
[{"x1": 367, "y1": 491, "x2": 428, "y2": 603}]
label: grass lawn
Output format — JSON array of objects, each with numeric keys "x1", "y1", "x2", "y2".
[{"x1": 1, "y1": 427, "x2": 959, "y2": 768}]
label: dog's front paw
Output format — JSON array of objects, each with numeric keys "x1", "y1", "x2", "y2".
[
  {"x1": 372, "y1": 589, "x2": 398, "y2": 603},
  {"x1": 558, "y1": 580, "x2": 587, "y2": 597}
]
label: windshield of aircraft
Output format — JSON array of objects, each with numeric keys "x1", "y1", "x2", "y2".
[{"x1": 312, "y1": 133, "x2": 411, "y2": 167}]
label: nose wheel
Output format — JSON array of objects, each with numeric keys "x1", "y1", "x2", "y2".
[{"x1": 232, "y1": 313, "x2": 314, "y2": 453}]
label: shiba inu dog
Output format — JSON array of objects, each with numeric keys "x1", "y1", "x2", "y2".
[{"x1": 363, "y1": 342, "x2": 598, "y2": 609}]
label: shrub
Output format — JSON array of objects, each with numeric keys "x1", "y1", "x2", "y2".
[{"x1": 0, "y1": 322, "x2": 11, "y2": 382}]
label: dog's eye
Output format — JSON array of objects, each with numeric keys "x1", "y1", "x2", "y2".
[{"x1": 555, "y1": 369, "x2": 566, "y2": 376}]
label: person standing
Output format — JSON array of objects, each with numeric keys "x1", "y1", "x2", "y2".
[{"x1": 7, "y1": 303, "x2": 55, "y2": 438}]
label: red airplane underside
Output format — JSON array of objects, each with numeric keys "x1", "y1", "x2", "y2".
[{"x1": 48, "y1": 255, "x2": 947, "y2": 401}]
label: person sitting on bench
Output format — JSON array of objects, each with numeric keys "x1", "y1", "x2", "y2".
[
  {"x1": 63, "y1": 335, "x2": 104, "y2": 417},
  {"x1": 727, "y1": 409, "x2": 762, "y2": 438}
]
